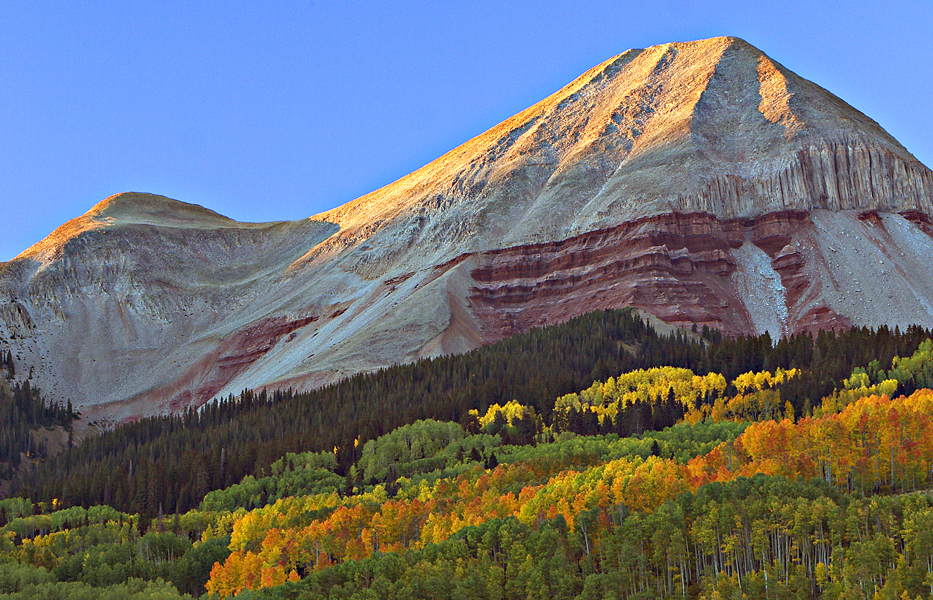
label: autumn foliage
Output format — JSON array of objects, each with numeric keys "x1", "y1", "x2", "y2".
[{"x1": 203, "y1": 390, "x2": 933, "y2": 597}]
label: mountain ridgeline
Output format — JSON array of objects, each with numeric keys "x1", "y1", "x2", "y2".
[{"x1": 1, "y1": 36, "x2": 933, "y2": 423}]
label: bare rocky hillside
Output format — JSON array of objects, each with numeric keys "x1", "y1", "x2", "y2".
[{"x1": 1, "y1": 36, "x2": 931, "y2": 421}]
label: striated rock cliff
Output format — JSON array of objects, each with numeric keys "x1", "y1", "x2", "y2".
[{"x1": 1, "y1": 36, "x2": 932, "y2": 421}]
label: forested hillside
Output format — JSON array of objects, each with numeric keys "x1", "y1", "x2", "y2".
[
  {"x1": 12, "y1": 310, "x2": 930, "y2": 520},
  {"x1": 2, "y1": 310, "x2": 933, "y2": 598},
  {"x1": 0, "y1": 352, "x2": 73, "y2": 482}
]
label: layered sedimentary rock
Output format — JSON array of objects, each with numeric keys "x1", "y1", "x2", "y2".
[{"x1": 1, "y1": 36, "x2": 932, "y2": 421}]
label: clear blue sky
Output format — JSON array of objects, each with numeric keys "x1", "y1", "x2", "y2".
[{"x1": 2, "y1": 1, "x2": 930, "y2": 261}]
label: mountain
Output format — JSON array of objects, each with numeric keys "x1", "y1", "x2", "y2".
[{"x1": 2, "y1": 36, "x2": 932, "y2": 422}]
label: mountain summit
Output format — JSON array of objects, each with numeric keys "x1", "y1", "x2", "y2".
[
  {"x1": 316, "y1": 37, "x2": 930, "y2": 258},
  {"x1": 2, "y1": 37, "x2": 932, "y2": 421}
]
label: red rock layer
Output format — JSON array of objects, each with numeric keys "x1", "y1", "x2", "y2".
[
  {"x1": 135, "y1": 315, "x2": 320, "y2": 417},
  {"x1": 460, "y1": 210, "x2": 849, "y2": 339}
]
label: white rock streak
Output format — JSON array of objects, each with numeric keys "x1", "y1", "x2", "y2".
[{"x1": 732, "y1": 242, "x2": 787, "y2": 338}]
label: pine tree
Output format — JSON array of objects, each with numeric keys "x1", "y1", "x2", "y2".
[{"x1": 485, "y1": 452, "x2": 498, "y2": 470}]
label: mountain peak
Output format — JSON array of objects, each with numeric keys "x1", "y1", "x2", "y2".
[
  {"x1": 85, "y1": 192, "x2": 236, "y2": 228},
  {"x1": 316, "y1": 36, "x2": 931, "y2": 258},
  {"x1": 12, "y1": 193, "x2": 238, "y2": 264}
]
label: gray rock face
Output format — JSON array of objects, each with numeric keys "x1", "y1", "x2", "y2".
[{"x1": 1, "y1": 36, "x2": 932, "y2": 421}]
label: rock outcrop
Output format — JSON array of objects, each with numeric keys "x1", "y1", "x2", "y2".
[{"x1": 1, "y1": 36, "x2": 932, "y2": 421}]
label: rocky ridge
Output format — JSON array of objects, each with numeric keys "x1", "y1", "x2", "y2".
[{"x1": 1, "y1": 36, "x2": 932, "y2": 421}]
